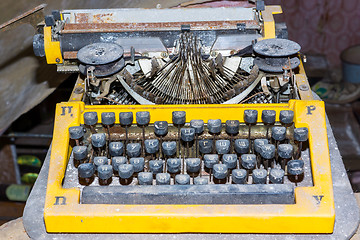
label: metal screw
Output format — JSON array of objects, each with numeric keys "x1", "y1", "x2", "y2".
[
  {"x1": 55, "y1": 58, "x2": 60, "y2": 63},
  {"x1": 161, "y1": 52, "x2": 168, "y2": 58},
  {"x1": 299, "y1": 84, "x2": 309, "y2": 91},
  {"x1": 74, "y1": 87, "x2": 84, "y2": 94}
]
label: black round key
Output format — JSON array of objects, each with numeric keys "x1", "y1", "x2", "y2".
[
  {"x1": 254, "y1": 139, "x2": 268, "y2": 153},
  {"x1": 126, "y1": 143, "x2": 141, "y2": 157},
  {"x1": 226, "y1": 120, "x2": 240, "y2": 135},
  {"x1": 262, "y1": 110, "x2": 276, "y2": 124},
  {"x1": 156, "y1": 173, "x2": 171, "y2": 185},
  {"x1": 78, "y1": 163, "x2": 95, "y2": 178},
  {"x1": 287, "y1": 159, "x2": 304, "y2": 175},
  {"x1": 162, "y1": 141, "x2": 177, "y2": 156},
  {"x1": 234, "y1": 139, "x2": 249, "y2": 154},
  {"x1": 186, "y1": 158, "x2": 201, "y2": 173},
  {"x1": 84, "y1": 112, "x2": 98, "y2": 126},
  {"x1": 280, "y1": 110, "x2": 294, "y2": 125},
  {"x1": 241, "y1": 154, "x2": 256, "y2": 170},
  {"x1": 112, "y1": 156, "x2": 127, "y2": 172},
  {"x1": 130, "y1": 157, "x2": 145, "y2": 172},
  {"x1": 194, "y1": 177, "x2": 208, "y2": 185},
  {"x1": 136, "y1": 111, "x2": 150, "y2": 126},
  {"x1": 204, "y1": 154, "x2": 219, "y2": 169},
  {"x1": 222, "y1": 154, "x2": 237, "y2": 169},
  {"x1": 213, "y1": 164, "x2": 228, "y2": 180},
  {"x1": 144, "y1": 139, "x2": 159, "y2": 154},
  {"x1": 73, "y1": 146, "x2": 87, "y2": 160},
  {"x1": 154, "y1": 121, "x2": 168, "y2": 136},
  {"x1": 260, "y1": 144, "x2": 276, "y2": 159},
  {"x1": 175, "y1": 174, "x2": 191, "y2": 185},
  {"x1": 278, "y1": 144, "x2": 294, "y2": 159},
  {"x1": 269, "y1": 167, "x2": 285, "y2": 183},
  {"x1": 119, "y1": 112, "x2": 133, "y2": 126},
  {"x1": 167, "y1": 158, "x2": 181, "y2": 174},
  {"x1": 138, "y1": 172, "x2": 153, "y2": 185},
  {"x1": 181, "y1": 128, "x2": 195, "y2": 142},
  {"x1": 101, "y1": 112, "x2": 115, "y2": 126},
  {"x1": 190, "y1": 120, "x2": 204, "y2": 134},
  {"x1": 207, "y1": 119, "x2": 222, "y2": 134},
  {"x1": 93, "y1": 156, "x2": 108, "y2": 170},
  {"x1": 232, "y1": 169, "x2": 247, "y2": 184},
  {"x1": 216, "y1": 140, "x2": 230, "y2": 154},
  {"x1": 69, "y1": 126, "x2": 84, "y2": 140},
  {"x1": 91, "y1": 133, "x2": 106, "y2": 148},
  {"x1": 118, "y1": 164, "x2": 134, "y2": 179},
  {"x1": 109, "y1": 142, "x2": 124, "y2": 156},
  {"x1": 271, "y1": 126, "x2": 287, "y2": 141},
  {"x1": 252, "y1": 169, "x2": 267, "y2": 184},
  {"x1": 244, "y1": 110, "x2": 258, "y2": 124},
  {"x1": 172, "y1": 111, "x2": 186, "y2": 125},
  {"x1": 199, "y1": 139, "x2": 213, "y2": 154},
  {"x1": 98, "y1": 165, "x2": 113, "y2": 180},
  {"x1": 149, "y1": 160, "x2": 163, "y2": 174},
  {"x1": 294, "y1": 127, "x2": 308, "y2": 142}
]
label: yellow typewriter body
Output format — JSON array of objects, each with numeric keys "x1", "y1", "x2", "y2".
[
  {"x1": 34, "y1": 2, "x2": 336, "y2": 234},
  {"x1": 45, "y1": 100, "x2": 334, "y2": 233}
]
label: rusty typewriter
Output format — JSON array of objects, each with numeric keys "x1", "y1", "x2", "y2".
[{"x1": 32, "y1": 2, "x2": 335, "y2": 234}]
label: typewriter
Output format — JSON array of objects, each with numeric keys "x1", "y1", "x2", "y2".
[{"x1": 32, "y1": 2, "x2": 335, "y2": 234}]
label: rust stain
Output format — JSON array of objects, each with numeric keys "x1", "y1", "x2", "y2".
[
  {"x1": 62, "y1": 20, "x2": 259, "y2": 33},
  {"x1": 63, "y1": 51, "x2": 78, "y2": 59}
]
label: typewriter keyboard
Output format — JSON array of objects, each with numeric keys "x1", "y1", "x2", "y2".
[{"x1": 64, "y1": 108, "x2": 313, "y2": 205}]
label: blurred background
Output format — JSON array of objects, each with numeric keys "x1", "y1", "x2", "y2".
[{"x1": 0, "y1": 0, "x2": 359, "y2": 225}]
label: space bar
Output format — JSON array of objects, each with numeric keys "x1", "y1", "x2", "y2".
[{"x1": 81, "y1": 184, "x2": 295, "y2": 204}]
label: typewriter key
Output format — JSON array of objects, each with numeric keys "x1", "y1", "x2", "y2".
[
  {"x1": 78, "y1": 163, "x2": 95, "y2": 179},
  {"x1": 144, "y1": 139, "x2": 159, "y2": 154},
  {"x1": 213, "y1": 164, "x2": 228, "y2": 183},
  {"x1": 69, "y1": 126, "x2": 84, "y2": 145},
  {"x1": 172, "y1": 111, "x2": 186, "y2": 125},
  {"x1": 126, "y1": 143, "x2": 141, "y2": 157},
  {"x1": 269, "y1": 167, "x2": 285, "y2": 184},
  {"x1": 167, "y1": 158, "x2": 181, "y2": 174},
  {"x1": 84, "y1": 112, "x2": 98, "y2": 133},
  {"x1": 278, "y1": 144, "x2": 294, "y2": 169},
  {"x1": 294, "y1": 127, "x2": 308, "y2": 159},
  {"x1": 254, "y1": 139, "x2": 269, "y2": 154},
  {"x1": 91, "y1": 133, "x2": 106, "y2": 148},
  {"x1": 149, "y1": 160, "x2": 163, "y2": 174},
  {"x1": 241, "y1": 154, "x2": 256, "y2": 170},
  {"x1": 98, "y1": 165, "x2": 113, "y2": 184},
  {"x1": 93, "y1": 156, "x2": 109, "y2": 170},
  {"x1": 216, "y1": 140, "x2": 230, "y2": 154},
  {"x1": 199, "y1": 139, "x2": 213, "y2": 154},
  {"x1": 260, "y1": 144, "x2": 276, "y2": 169},
  {"x1": 130, "y1": 157, "x2": 145, "y2": 172},
  {"x1": 154, "y1": 121, "x2": 168, "y2": 136},
  {"x1": 175, "y1": 174, "x2": 191, "y2": 185},
  {"x1": 279, "y1": 110, "x2": 294, "y2": 125},
  {"x1": 194, "y1": 177, "x2": 208, "y2": 185},
  {"x1": 181, "y1": 128, "x2": 195, "y2": 142},
  {"x1": 162, "y1": 141, "x2": 177, "y2": 157},
  {"x1": 101, "y1": 112, "x2": 115, "y2": 141},
  {"x1": 204, "y1": 154, "x2": 219, "y2": 169},
  {"x1": 207, "y1": 119, "x2": 222, "y2": 134},
  {"x1": 112, "y1": 156, "x2": 127, "y2": 172},
  {"x1": 109, "y1": 142, "x2": 124, "y2": 156},
  {"x1": 138, "y1": 172, "x2": 153, "y2": 185},
  {"x1": 232, "y1": 169, "x2": 247, "y2": 184},
  {"x1": 262, "y1": 110, "x2": 276, "y2": 139},
  {"x1": 222, "y1": 154, "x2": 237, "y2": 169},
  {"x1": 73, "y1": 146, "x2": 87, "y2": 161},
  {"x1": 271, "y1": 126, "x2": 287, "y2": 142},
  {"x1": 252, "y1": 168, "x2": 267, "y2": 184},
  {"x1": 234, "y1": 139, "x2": 249, "y2": 154},
  {"x1": 186, "y1": 158, "x2": 201, "y2": 174},
  {"x1": 244, "y1": 110, "x2": 258, "y2": 144},
  {"x1": 190, "y1": 120, "x2": 204, "y2": 134},
  {"x1": 156, "y1": 173, "x2": 171, "y2": 185},
  {"x1": 225, "y1": 120, "x2": 240, "y2": 135},
  {"x1": 118, "y1": 164, "x2": 134, "y2": 179},
  {"x1": 287, "y1": 159, "x2": 304, "y2": 185},
  {"x1": 136, "y1": 111, "x2": 150, "y2": 126},
  {"x1": 119, "y1": 112, "x2": 133, "y2": 153}
]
